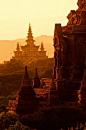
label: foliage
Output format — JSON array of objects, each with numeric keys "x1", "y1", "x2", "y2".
[
  {"x1": 8, "y1": 121, "x2": 30, "y2": 130},
  {"x1": 0, "y1": 58, "x2": 54, "y2": 96},
  {"x1": 0, "y1": 94, "x2": 17, "y2": 113},
  {"x1": 2, "y1": 59, "x2": 24, "y2": 74},
  {"x1": 0, "y1": 111, "x2": 18, "y2": 130},
  {"x1": 0, "y1": 74, "x2": 23, "y2": 96},
  {"x1": 20, "y1": 106, "x2": 86, "y2": 130}
]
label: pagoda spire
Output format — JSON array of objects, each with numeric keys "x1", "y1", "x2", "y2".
[
  {"x1": 40, "y1": 42, "x2": 44, "y2": 51},
  {"x1": 34, "y1": 68, "x2": 38, "y2": 78},
  {"x1": 26, "y1": 23, "x2": 34, "y2": 45},
  {"x1": 33, "y1": 68, "x2": 40, "y2": 88},
  {"x1": 16, "y1": 42, "x2": 20, "y2": 51},
  {"x1": 22, "y1": 66, "x2": 30, "y2": 86},
  {"x1": 29, "y1": 23, "x2": 31, "y2": 33}
]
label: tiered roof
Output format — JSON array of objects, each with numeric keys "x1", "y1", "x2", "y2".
[
  {"x1": 15, "y1": 66, "x2": 38, "y2": 116},
  {"x1": 26, "y1": 23, "x2": 34, "y2": 45}
]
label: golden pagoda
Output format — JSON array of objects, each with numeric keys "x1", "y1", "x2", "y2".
[{"x1": 13, "y1": 23, "x2": 47, "y2": 62}]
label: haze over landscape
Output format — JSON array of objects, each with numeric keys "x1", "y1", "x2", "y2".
[
  {"x1": 0, "y1": 35, "x2": 54, "y2": 63},
  {"x1": 0, "y1": 0, "x2": 78, "y2": 40},
  {"x1": 0, "y1": 0, "x2": 86, "y2": 129},
  {"x1": 0, "y1": 0, "x2": 78, "y2": 62}
]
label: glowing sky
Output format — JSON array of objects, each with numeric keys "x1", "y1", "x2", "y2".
[{"x1": 0, "y1": 0, "x2": 78, "y2": 40}]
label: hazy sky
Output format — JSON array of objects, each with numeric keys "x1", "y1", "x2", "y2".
[{"x1": 0, "y1": 0, "x2": 78, "y2": 40}]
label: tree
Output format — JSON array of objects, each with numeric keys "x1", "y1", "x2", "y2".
[
  {"x1": 0, "y1": 111, "x2": 18, "y2": 130},
  {"x1": 20, "y1": 106, "x2": 86, "y2": 130},
  {"x1": 8, "y1": 121, "x2": 30, "y2": 130}
]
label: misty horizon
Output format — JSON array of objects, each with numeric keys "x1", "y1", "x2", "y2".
[{"x1": 0, "y1": 35, "x2": 54, "y2": 63}]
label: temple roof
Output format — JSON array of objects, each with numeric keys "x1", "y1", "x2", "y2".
[
  {"x1": 21, "y1": 44, "x2": 39, "y2": 51},
  {"x1": 25, "y1": 23, "x2": 35, "y2": 45}
]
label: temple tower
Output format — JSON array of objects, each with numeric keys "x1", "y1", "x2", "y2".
[
  {"x1": 15, "y1": 66, "x2": 38, "y2": 116},
  {"x1": 77, "y1": 0, "x2": 86, "y2": 11},
  {"x1": 13, "y1": 42, "x2": 22, "y2": 60},
  {"x1": 13, "y1": 24, "x2": 47, "y2": 62},
  {"x1": 26, "y1": 23, "x2": 34, "y2": 46},
  {"x1": 54, "y1": 0, "x2": 86, "y2": 105},
  {"x1": 39, "y1": 42, "x2": 47, "y2": 59},
  {"x1": 16, "y1": 42, "x2": 20, "y2": 51},
  {"x1": 40, "y1": 42, "x2": 44, "y2": 51},
  {"x1": 33, "y1": 68, "x2": 40, "y2": 88}
]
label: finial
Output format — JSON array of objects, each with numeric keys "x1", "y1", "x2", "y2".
[
  {"x1": 29, "y1": 23, "x2": 31, "y2": 30},
  {"x1": 40, "y1": 42, "x2": 44, "y2": 51},
  {"x1": 29, "y1": 23, "x2": 31, "y2": 27},
  {"x1": 16, "y1": 42, "x2": 20, "y2": 51}
]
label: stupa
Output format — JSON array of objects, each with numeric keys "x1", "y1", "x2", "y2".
[
  {"x1": 15, "y1": 66, "x2": 38, "y2": 116},
  {"x1": 33, "y1": 68, "x2": 40, "y2": 88}
]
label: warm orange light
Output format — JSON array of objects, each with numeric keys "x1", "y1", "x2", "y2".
[{"x1": 0, "y1": 0, "x2": 78, "y2": 40}]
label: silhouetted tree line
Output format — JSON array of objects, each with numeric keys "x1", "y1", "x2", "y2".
[
  {"x1": 20, "y1": 106, "x2": 86, "y2": 130},
  {"x1": 0, "y1": 107, "x2": 85, "y2": 130}
]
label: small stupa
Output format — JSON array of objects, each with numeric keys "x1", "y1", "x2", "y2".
[
  {"x1": 15, "y1": 66, "x2": 38, "y2": 116},
  {"x1": 33, "y1": 68, "x2": 40, "y2": 88}
]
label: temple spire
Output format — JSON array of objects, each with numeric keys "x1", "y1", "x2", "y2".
[
  {"x1": 33, "y1": 68, "x2": 40, "y2": 88},
  {"x1": 16, "y1": 42, "x2": 20, "y2": 51},
  {"x1": 22, "y1": 66, "x2": 30, "y2": 86},
  {"x1": 40, "y1": 42, "x2": 44, "y2": 51},
  {"x1": 29, "y1": 23, "x2": 31, "y2": 33},
  {"x1": 34, "y1": 68, "x2": 38, "y2": 78},
  {"x1": 26, "y1": 23, "x2": 34, "y2": 45}
]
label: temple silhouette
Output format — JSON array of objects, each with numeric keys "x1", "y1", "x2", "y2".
[
  {"x1": 12, "y1": 23, "x2": 48, "y2": 62},
  {"x1": 15, "y1": 66, "x2": 38, "y2": 116},
  {"x1": 7, "y1": 0, "x2": 86, "y2": 116},
  {"x1": 53, "y1": 0, "x2": 86, "y2": 106}
]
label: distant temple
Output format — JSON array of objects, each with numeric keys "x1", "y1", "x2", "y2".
[
  {"x1": 7, "y1": 0, "x2": 86, "y2": 116},
  {"x1": 53, "y1": 0, "x2": 86, "y2": 106},
  {"x1": 12, "y1": 24, "x2": 47, "y2": 62}
]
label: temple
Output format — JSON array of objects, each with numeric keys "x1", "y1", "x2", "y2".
[
  {"x1": 33, "y1": 68, "x2": 40, "y2": 88},
  {"x1": 6, "y1": 0, "x2": 86, "y2": 115},
  {"x1": 53, "y1": 0, "x2": 86, "y2": 106},
  {"x1": 15, "y1": 66, "x2": 38, "y2": 116},
  {"x1": 13, "y1": 24, "x2": 47, "y2": 62}
]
